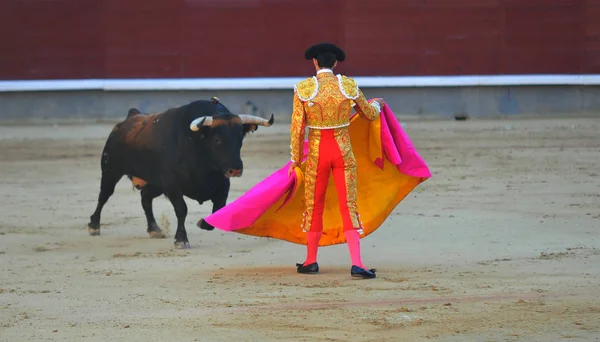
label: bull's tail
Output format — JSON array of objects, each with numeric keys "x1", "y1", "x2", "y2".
[{"x1": 127, "y1": 108, "x2": 142, "y2": 118}]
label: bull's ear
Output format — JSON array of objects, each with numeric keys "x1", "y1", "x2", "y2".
[{"x1": 242, "y1": 124, "x2": 258, "y2": 136}]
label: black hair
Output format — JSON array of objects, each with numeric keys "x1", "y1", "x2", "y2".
[{"x1": 316, "y1": 52, "x2": 337, "y2": 68}]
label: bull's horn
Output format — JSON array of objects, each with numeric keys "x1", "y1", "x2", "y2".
[
  {"x1": 238, "y1": 113, "x2": 274, "y2": 127},
  {"x1": 190, "y1": 116, "x2": 214, "y2": 131}
]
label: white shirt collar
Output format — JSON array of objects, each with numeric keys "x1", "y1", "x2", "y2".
[{"x1": 316, "y1": 68, "x2": 333, "y2": 75}]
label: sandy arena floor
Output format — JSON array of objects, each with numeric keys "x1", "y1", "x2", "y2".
[{"x1": 0, "y1": 116, "x2": 599, "y2": 342}]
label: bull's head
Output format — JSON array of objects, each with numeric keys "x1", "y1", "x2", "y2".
[{"x1": 189, "y1": 113, "x2": 274, "y2": 178}]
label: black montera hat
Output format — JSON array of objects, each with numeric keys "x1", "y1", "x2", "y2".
[{"x1": 304, "y1": 43, "x2": 346, "y2": 62}]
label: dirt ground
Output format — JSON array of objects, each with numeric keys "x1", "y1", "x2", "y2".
[{"x1": 1, "y1": 116, "x2": 599, "y2": 342}]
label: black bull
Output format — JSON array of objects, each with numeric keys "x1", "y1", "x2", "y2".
[{"x1": 87, "y1": 99, "x2": 274, "y2": 248}]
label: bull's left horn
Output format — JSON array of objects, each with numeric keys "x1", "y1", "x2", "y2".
[
  {"x1": 190, "y1": 116, "x2": 214, "y2": 131},
  {"x1": 238, "y1": 114, "x2": 274, "y2": 127}
]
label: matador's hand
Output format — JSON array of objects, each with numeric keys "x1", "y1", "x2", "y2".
[
  {"x1": 373, "y1": 97, "x2": 386, "y2": 108},
  {"x1": 288, "y1": 161, "x2": 298, "y2": 177}
]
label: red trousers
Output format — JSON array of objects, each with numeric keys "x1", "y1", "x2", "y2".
[{"x1": 302, "y1": 128, "x2": 362, "y2": 233}]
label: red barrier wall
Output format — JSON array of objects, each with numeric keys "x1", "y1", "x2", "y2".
[{"x1": 0, "y1": 0, "x2": 598, "y2": 80}]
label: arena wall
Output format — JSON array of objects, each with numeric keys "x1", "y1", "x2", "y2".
[
  {"x1": 0, "y1": 0, "x2": 599, "y2": 121},
  {"x1": 1, "y1": 83, "x2": 599, "y2": 123}
]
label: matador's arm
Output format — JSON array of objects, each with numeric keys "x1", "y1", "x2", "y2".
[
  {"x1": 340, "y1": 75, "x2": 381, "y2": 122},
  {"x1": 353, "y1": 88, "x2": 381, "y2": 122},
  {"x1": 289, "y1": 90, "x2": 306, "y2": 164}
]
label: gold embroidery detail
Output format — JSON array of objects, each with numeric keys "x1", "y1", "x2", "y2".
[
  {"x1": 289, "y1": 92, "x2": 307, "y2": 163},
  {"x1": 334, "y1": 129, "x2": 360, "y2": 229},
  {"x1": 301, "y1": 130, "x2": 322, "y2": 232},
  {"x1": 294, "y1": 77, "x2": 318, "y2": 102},
  {"x1": 302, "y1": 73, "x2": 354, "y2": 129},
  {"x1": 339, "y1": 75, "x2": 359, "y2": 99}
]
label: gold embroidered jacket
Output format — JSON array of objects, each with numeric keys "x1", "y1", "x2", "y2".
[{"x1": 289, "y1": 71, "x2": 381, "y2": 163}]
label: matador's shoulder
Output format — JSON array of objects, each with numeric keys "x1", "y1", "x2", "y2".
[
  {"x1": 338, "y1": 74, "x2": 360, "y2": 100},
  {"x1": 294, "y1": 76, "x2": 318, "y2": 102}
]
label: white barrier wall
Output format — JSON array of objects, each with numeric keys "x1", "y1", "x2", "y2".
[{"x1": 0, "y1": 75, "x2": 599, "y2": 122}]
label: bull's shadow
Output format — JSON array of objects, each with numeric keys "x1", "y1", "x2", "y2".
[{"x1": 87, "y1": 98, "x2": 274, "y2": 249}]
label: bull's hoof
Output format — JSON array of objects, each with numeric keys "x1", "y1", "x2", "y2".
[
  {"x1": 197, "y1": 218, "x2": 214, "y2": 231},
  {"x1": 88, "y1": 223, "x2": 100, "y2": 236},
  {"x1": 148, "y1": 230, "x2": 166, "y2": 239},
  {"x1": 147, "y1": 223, "x2": 165, "y2": 239},
  {"x1": 174, "y1": 241, "x2": 191, "y2": 249}
]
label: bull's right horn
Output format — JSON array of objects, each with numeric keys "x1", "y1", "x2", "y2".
[
  {"x1": 190, "y1": 116, "x2": 214, "y2": 131},
  {"x1": 238, "y1": 113, "x2": 275, "y2": 127}
]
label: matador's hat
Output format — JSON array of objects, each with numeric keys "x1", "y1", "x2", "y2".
[{"x1": 304, "y1": 42, "x2": 346, "y2": 62}]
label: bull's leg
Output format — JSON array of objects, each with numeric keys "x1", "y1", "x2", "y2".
[
  {"x1": 164, "y1": 189, "x2": 190, "y2": 249},
  {"x1": 88, "y1": 171, "x2": 123, "y2": 236},
  {"x1": 198, "y1": 179, "x2": 230, "y2": 231},
  {"x1": 140, "y1": 184, "x2": 165, "y2": 239}
]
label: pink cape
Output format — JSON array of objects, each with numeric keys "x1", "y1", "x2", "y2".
[{"x1": 203, "y1": 103, "x2": 431, "y2": 246}]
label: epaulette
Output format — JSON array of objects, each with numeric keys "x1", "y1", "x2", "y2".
[
  {"x1": 337, "y1": 75, "x2": 359, "y2": 100},
  {"x1": 294, "y1": 76, "x2": 318, "y2": 102}
]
